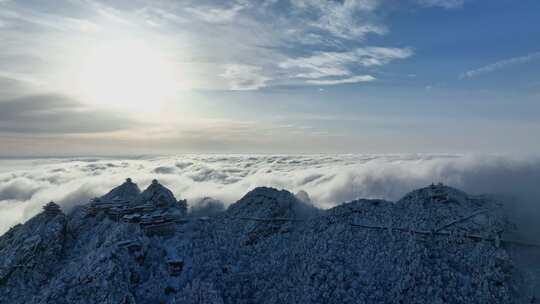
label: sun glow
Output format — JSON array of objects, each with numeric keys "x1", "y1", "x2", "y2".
[{"x1": 77, "y1": 39, "x2": 178, "y2": 112}]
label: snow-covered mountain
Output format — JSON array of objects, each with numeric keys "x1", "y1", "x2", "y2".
[{"x1": 0, "y1": 180, "x2": 537, "y2": 303}]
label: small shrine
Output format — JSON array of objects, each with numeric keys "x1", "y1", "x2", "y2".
[
  {"x1": 85, "y1": 178, "x2": 188, "y2": 237},
  {"x1": 43, "y1": 201, "x2": 62, "y2": 216}
]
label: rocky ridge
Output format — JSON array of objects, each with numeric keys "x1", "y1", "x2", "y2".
[{"x1": 0, "y1": 180, "x2": 537, "y2": 303}]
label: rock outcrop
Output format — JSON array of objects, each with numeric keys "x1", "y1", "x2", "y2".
[{"x1": 0, "y1": 181, "x2": 536, "y2": 303}]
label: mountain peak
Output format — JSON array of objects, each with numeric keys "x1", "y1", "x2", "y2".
[
  {"x1": 100, "y1": 178, "x2": 141, "y2": 203},
  {"x1": 226, "y1": 186, "x2": 317, "y2": 222},
  {"x1": 397, "y1": 182, "x2": 469, "y2": 206},
  {"x1": 135, "y1": 179, "x2": 177, "y2": 207},
  {"x1": 394, "y1": 183, "x2": 502, "y2": 231}
]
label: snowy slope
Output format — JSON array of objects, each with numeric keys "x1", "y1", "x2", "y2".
[{"x1": 0, "y1": 181, "x2": 536, "y2": 303}]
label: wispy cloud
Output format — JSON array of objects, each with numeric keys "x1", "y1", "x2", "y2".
[
  {"x1": 280, "y1": 52, "x2": 356, "y2": 79},
  {"x1": 461, "y1": 52, "x2": 540, "y2": 79},
  {"x1": 185, "y1": 3, "x2": 247, "y2": 23},
  {"x1": 0, "y1": 4, "x2": 100, "y2": 32},
  {"x1": 416, "y1": 0, "x2": 465, "y2": 9},
  {"x1": 220, "y1": 64, "x2": 271, "y2": 90},
  {"x1": 280, "y1": 47, "x2": 413, "y2": 84},
  {"x1": 291, "y1": 0, "x2": 387, "y2": 39},
  {"x1": 306, "y1": 75, "x2": 376, "y2": 85}
]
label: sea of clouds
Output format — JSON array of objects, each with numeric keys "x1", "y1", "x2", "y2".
[{"x1": 1, "y1": 154, "x2": 540, "y2": 234}]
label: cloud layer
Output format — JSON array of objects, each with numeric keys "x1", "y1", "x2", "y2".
[{"x1": 1, "y1": 154, "x2": 539, "y2": 235}]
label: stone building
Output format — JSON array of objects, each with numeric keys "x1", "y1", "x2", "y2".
[{"x1": 43, "y1": 201, "x2": 62, "y2": 216}]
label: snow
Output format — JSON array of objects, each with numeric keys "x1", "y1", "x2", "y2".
[
  {"x1": 0, "y1": 180, "x2": 537, "y2": 303},
  {"x1": 100, "y1": 178, "x2": 141, "y2": 202}
]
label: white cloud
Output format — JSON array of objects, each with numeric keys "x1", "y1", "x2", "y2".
[
  {"x1": 185, "y1": 3, "x2": 247, "y2": 23},
  {"x1": 220, "y1": 64, "x2": 271, "y2": 90},
  {"x1": 416, "y1": 0, "x2": 465, "y2": 9},
  {"x1": 280, "y1": 47, "x2": 413, "y2": 82},
  {"x1": 461, "y1": 52, "x2": 540, "y2": 79},
  {"x1": 280, "y1": 52, "x2": 356, "y2": 78},
  {"x1": 306, "y1": 75, "x2": 375, "y2": 85},
  {"x1": 291, "y1": 0, "x2": 386, "y2": 39},
  {"x1": 295, "y1": 68, "x2": 351, "y2": 79},
  {"x1": 354, "y1": 47, "x2": 414, "y2": 66}
]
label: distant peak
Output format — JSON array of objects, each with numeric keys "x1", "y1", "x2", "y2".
[
  {"x1": 233, "y1": 187, "x2": 298, "y2": 207},
  {"x1": 243, "y1": 186, "x2": 292, "y2": 198},
  {"x1": 397, "y1": 183, "x2": 473, "y2": 208},
  {"x1": 227, "y1": 186, "x2": 318, "y2": 220}
]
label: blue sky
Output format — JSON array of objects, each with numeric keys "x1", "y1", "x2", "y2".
[{"x1": 0, "y1": 0, "x2": 539, "y2": 155}]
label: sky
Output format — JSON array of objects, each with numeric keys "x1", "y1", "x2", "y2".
[{"x1": 0, "y1": 0, "x2": 539, "y2": 156}]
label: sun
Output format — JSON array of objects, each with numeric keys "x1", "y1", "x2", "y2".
[{"x1": 77, "y1": 39, "x2": 177, "y2": 112}]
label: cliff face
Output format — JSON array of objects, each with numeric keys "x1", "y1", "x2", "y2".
[{"x1": 0, "y1": 181, "x2": 536, "y2": 304}]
